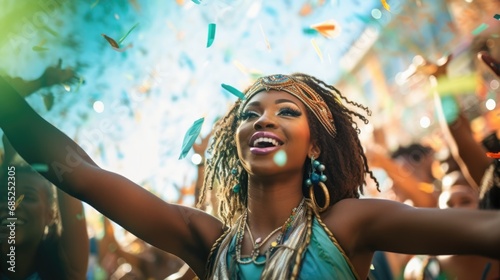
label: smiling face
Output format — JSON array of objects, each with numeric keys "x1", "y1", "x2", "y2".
[
  {"x1": 1, "y1": 171, "x2": 54, "y2": 248},
  {"x1": 236, "y1": 90, "x2": 318, "y2": 177}
]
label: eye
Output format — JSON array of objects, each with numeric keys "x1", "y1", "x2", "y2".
[
  {"x1": 278, "y1": 107, "x2": 301, "y2": 117},
  {"x1": 240, "y1": 111, "x2": 259, "y2": 120}
]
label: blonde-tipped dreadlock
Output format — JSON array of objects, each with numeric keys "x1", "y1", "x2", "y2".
[{"x1": 198, "y1": 73, "x2": 379, "y2": 227}]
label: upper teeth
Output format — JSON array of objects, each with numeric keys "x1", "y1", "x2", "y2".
[{"x1": 253, "y1": 137, "x2": 280, "y2": 147}]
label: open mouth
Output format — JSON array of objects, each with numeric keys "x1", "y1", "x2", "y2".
[{"x1": 252, "y1": 137, "x2": 283, "y2": 148}]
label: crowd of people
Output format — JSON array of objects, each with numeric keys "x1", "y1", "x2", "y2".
[{"x1": 1, "y1": 5, "x2": 500, "y2": 280}]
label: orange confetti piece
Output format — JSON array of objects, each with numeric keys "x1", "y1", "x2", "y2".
[
  {"x1": 299, "y1": 3, "x2": 312, "y2": 16},
  {"x1": 310, "y1": 20, "x2": 340, "y2": 38},
  {"x1": 486, "y1": 152, "x2": 500, "y2": 159},
  {"x1": 381, "y1": 0, "x2": 390, "y2": 12}
]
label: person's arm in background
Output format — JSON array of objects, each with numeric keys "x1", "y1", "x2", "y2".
[
  {"x1": 2, "y1": 59, "x2": 77, "y2": 98},
  {"x1": 366, "y1": 144, "x2": 438, "y2": 207},
  {"x1": 424, "y1": 54, "x2": 493, "y2": 189},
  {"x1": 56, "y1": 189, "x2": 89, "y2": 279}
]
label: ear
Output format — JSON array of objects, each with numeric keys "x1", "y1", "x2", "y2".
[{"x1": 308, "y1": 141, "x2": 321, "y2": 159}]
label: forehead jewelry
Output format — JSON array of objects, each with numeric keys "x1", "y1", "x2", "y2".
[{"x1": 242, "y1": 74, "x2": 336, "y2": 137}]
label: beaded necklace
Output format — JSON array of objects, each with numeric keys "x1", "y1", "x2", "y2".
[{"x1": 235, "y1": 198, "x2": 306, "y2": 265}]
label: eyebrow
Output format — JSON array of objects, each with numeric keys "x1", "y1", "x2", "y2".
[{"x1": 245, "y1": 98, "x2": 300, "y2": 108}]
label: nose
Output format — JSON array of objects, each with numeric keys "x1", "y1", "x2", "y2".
[{"x1": 253, "y1": 113, "x2": 277, "y2": 130}]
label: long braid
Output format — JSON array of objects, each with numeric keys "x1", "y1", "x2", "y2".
[{"x1": 291, "y1": 203, "x2": 314, "y2": 279}]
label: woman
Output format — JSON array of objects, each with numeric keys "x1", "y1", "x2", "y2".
[
  {"x1": 0, "y1": 73, "x2": 499, "y2": 279},
  {"x1": 0, "y1": 163, "x2": 88, "y2": 280}
]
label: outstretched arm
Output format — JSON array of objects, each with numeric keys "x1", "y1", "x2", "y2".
[{"x1": 0, "y1": 76, "x2": 223, "y2": 276}]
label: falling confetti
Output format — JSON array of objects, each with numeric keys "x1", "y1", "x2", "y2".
[
  {"x1": 221, "y1": 83, "x2": 245, "y2": 100},
  {"x1": 191, "y1": 0, "x2": 201, "y2": 4},
  {"x1": 206, "y1": 23, "x2": 216, "y2": 48},
  {"x1": 381, "y1": 0, "x2": 390, "y2": 12},
  {"x1": 310, "y1": 20, "x2": 340, "y2": 38},
  {"x1": 118, "y1": 23, "x2": 139, "y2": 45},
  {"x1": 32, "y1": 163, "x2": 49, "y2": 172},
  {"x1": 273, "y1": 150, "x2": 287, "y2": 167},
  {"x1": 472, "y1": 23, "x2": 489, "y2": 36},
  {"x1": 14, "y1": 194, "x2": 25, "y2": 209},
  {"x1": 494, "y1": 14, "x2": 500, "y2": 20},
  {"x1": 102, "y1": 34, "x2": 120, "y2": 48},
  {"x1": 259, "y1": 23, "x2": 271, "y2": 50},
  {"x1": 32, "y1": 45, "x2": 49, "y2": 52},
  {"x1": 32, "y1": 39, "x2": 49, "y2": 52},
  {"x1": 311, "y1": 39, "x2": 323, "y2": 62},
  {"x1": 179, "y1": 117, "x2": 205, "y2": 159},
  {"x1": 486, "y1": 152, "x2": 500, "y2": 159}
]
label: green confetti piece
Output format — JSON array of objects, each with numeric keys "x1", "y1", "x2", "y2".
[
  {"x1": 15, "y1": 194, "x2": 25, "y2": 209},
  {"x1": 179, "y1": 117, "x2": 204, "y2": 160},
  {"x1": 494, "y1": 14, "x2": 500, "y2": 20},
  {"x1": 31, "y1": 163, "x2": 49, "y2": 172},
  {"x1": 221, "y1": 83, "x2": 245, "y2": 100},
  {"x1": 192, "y1": 0, "x2": 201, "y2": 4},
  {"x1": 273, "y1": 150, "x2": 287, "y2": 167},
  {"x1": 472, "y1": 23, "x2": 489, "y2": 36},
  {"x1": 32, "y1": 46, "x2": 49, "y2": 52},
  {"x1": 207, "y1": 23, "x2": 216, "y2": 48},
  {"x1": 118, "y1": 23, "x2": 139, "y2": 45}
]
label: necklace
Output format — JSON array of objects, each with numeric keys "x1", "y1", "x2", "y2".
[{"x1": 235, "y1": 198, "x2": 305, "y2": 265}]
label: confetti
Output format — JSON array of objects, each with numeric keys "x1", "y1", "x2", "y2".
[
  {"x1": 179, "y1": 117, "x2": 204, "y2": 160},
  {"x1": 311, "y1": 39, "x2": 323, "y2": 62},
  {"x1": 32, "y1": 45, "x2": 49, "y2": 52},
  {"x1": 381, "y1": 0, "x2": 390, "y2": 12},
  {"x1": 472, "y1": 23, "x2": 489, "y2": 36},
  {"x1": 494, "y1": 14, "x2": 500, "y2": 20},
  {"x1": 90, "y1": 0, "x2": 100, "y2": 8},
  {"x1": 42, "y1": 25, "x2": 59, "y2": 37},
  {"x1": 118, "y1": 23, "x2": 139, "y2": 45},
  {"x1": 102, "y1": 34, "x2": 120, "y2": 48},
  {"x1": 31, "y1": 163, "x2": 49, "y2": 172},
  {"x1": 206, "y1": 23, "x2": 216, "y2": 48},
  {"x1": 221, "y1": 83, "x2": 245, "y2": 100},
  {"x1": 486, "y1": 152, "x2": 500, "y2": 159},
  {"x1": 14, "y1": 194, "x2": 25, "y2": 209},
  {"x1": 273, "y1": 150, "x2": 287, "y2": 167},
  {"x1": 310, "y1": 20, "x2": 340, "y2": 38},
  {"x1": 191, "y1": 0, "x2": 201, "y2": 4},
  {"x1": 259, "y1": 23, "x2": 271, "y2": 50}
]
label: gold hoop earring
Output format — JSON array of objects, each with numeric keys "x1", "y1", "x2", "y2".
[
  {"x1": 305, "y1": 156, "x2": 330, "y2": 212},
  {"x1": 309, "y1": 182, "x2": 330, "y2": 212}
]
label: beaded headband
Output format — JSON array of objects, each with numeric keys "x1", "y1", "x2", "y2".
[{"x1": 242, "y1": 74, "x2": 336, "y2": 137}]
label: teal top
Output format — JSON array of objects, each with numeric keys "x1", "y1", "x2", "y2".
[{"x1": 227, "y1": 217, "x2": 358, "y2": 279}]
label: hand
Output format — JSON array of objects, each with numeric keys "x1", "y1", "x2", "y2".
[{"x1": 40, "y1": 58, "x2": 78, "y2": 87}]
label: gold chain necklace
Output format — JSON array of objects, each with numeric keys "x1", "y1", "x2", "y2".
[{"x1": 235, "y1": 198, "x2": 305, "y2": 265}]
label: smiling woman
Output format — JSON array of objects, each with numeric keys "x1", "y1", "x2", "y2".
[{"x1": 0, "y1": 72, "x2": 499, "y2": 280}]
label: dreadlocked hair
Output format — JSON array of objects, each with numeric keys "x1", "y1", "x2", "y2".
[
  {"x1": 198, "y1": 73, "x2": 379, "y2": 226},
  {"x1": 198, "y1": 99, "x2": 248, "y2": 226},
  {"x1": 291, "y1": 73, "x2": 379, "y2": 207}
]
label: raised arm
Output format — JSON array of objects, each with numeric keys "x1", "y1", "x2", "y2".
[
  {"x1": 0, "y1": 76, "x2": 223, "y2": 276},
  {"x1": 56, "y1": 189, "x2": 89, "y2": 279}
]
